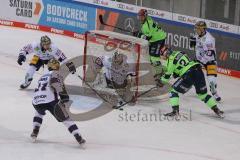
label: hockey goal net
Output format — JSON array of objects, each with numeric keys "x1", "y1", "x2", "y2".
[{"x1": 82, "y1": 30, "x2": 150, "y2": 100}]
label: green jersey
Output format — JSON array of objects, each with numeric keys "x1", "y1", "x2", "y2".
[
  {"x1": 140, "y1": 17, "x2": 167, "y2": 43},
  {"x1": 161, "y1": 51, "x2": 199, "y2": 84}
]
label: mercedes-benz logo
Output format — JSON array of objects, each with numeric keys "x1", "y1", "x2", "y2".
[{"x1": 124, "y1": 18, "x2": 135, "y2": 32}]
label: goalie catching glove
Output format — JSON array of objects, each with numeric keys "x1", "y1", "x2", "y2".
[{"x1": 66, "y1": 62, "x2": 76, "y2": 74}]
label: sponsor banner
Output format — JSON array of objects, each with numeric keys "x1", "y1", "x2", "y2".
[
  {"x1": 39, "y1": 0, "x2": 96, "y2": 33},
  {"x1": 0, "y1": 0, "x2": 96, "y2": 34},
  {"x1": 75, "y1": 0, "x2": 172, "y2": 20},
  {"x1": 0, "y1": 0, "x2": 43, "y2": 24},
  {"x1": 0, "y1": 19, "x2": 84, "y2": 39},
  {"x1": 76, "y1": 0, "x2": 240, "y2": 35},
  {"x1": 217, "y1": 67, "x2": 240, "y2": 78},
  {"x1": 173, "y1": 13, "x2": 239, "y2": 34}
]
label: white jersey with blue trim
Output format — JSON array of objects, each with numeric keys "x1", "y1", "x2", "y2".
[
  {"x1": 32, "y1": 71, "x2": 64, "y2": 105},
  {"x1": 195, "y1": 31, "x2": 216, "y2": 64},
  {"x1": 20, "y1": 42, "x2": 67, "y2": 63}
]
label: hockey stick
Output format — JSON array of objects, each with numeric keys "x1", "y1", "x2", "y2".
[
  {"x1": 78, "y1": 74, "x2": 158, "y2": 110},
  {"x1": 77, "y1": 75, "x2": 114, "y2": 106},
  {"x1": 112, "y1": 86, "x2": 158, "y2": 110},
  {"x1": 99, "y1": 15, "x2": 134, "y2": 34}
]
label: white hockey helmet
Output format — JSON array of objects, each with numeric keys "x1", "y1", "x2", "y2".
[{"x1": 112, "y1": 50, "x2": 124, "y2": 65}]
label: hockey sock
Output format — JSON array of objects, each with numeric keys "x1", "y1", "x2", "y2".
[
  {"x1": 26, "y1": 65, "x2": 37, "y2": 81},
  {"x1": 33, "y1": 111, "x2": 44, "y2": 129},
  {"x1": 207, "y1": 75, "x2": 217, "y2": 95},
  {"x1": 169, "y1": 89, "x2": 179, "y2": 107},
  {"x1": 63, "y1": 118, "x2": 80, "y2": 136},
  {"x1": 197, "y1": 93, "x2": 217, "y2": 108}
]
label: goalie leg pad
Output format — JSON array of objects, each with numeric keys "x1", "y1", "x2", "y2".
[{"x1": 115, "y1": 80, "x2": 135, "y2": 103}]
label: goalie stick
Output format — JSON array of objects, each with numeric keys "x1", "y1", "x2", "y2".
[
  {"x1": 78, "y1": 74, "x2": 124, "y2": 110},
  {"x1": 77, "y1": 75, "x2": 114, "y2": 105},
  {"x1": 99, "y1": 15, "x2": 134, "y2": 34},
  {"x1": 112, "y1": 86, "x2": 158, "y2": 110},
  {"x1": 78, "y1": 74, "x2": 158, "y2": 111}
]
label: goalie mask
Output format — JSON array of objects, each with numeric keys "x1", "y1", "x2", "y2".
[
  {"x1": 47, "y1": 58, "x2": 60, "y2": 71},
  {"x1": 112, "y1": 50, "x2": 124, "y2": 65},
  {"x1": 194, "y1": 21, "x2": 207, "y2": 37}
]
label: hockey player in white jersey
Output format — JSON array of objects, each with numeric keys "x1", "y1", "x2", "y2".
[
  {"x1": 94, "y1": 50, "x2": 135, "y2": 104},
  {"x1": 190, "y1": 21, "x2": 221, "y2": 102},
  {"x1": 17, "y1": 35, "x2": 76, "y2": 89},
  {"x1": 31, "y1": 58, "x2": 85, "y2": 146}
]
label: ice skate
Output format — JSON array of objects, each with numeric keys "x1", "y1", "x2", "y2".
[
  {"x1": 212, "y1": 106, "x2": 224, "y2": 118},
  {"x1": 30, "y1": 126, "x2": 40, "y2": 142},
  {"x1": 74, "y1": 134, "x2": 86, "y2": 148}
]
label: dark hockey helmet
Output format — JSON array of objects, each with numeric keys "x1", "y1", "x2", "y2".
[
  {"x1": 40, "y1": 35, "x2": 51, "y2": 46},
  {"x1": 194, "y1": 21, "x2": 207, "y2": 36},
  {"x1": 47, "y1": 58, "x2": 60, "y2": 71},
  {"x1": 138, "y1": 9, "x2": 148, "y2": 22}
]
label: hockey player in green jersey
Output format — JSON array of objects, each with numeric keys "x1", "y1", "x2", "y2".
[
  {"x1": 134, "y1": 9, "x2": 167, "y2": 84},
  {"x1": 158, "y1": 46, "x2": 224, "y2": 118}
]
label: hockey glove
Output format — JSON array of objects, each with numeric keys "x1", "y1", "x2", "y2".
[
  {"x1": 172, "y1": 72, "x2": 179, "y2": 79},
  {"x1": 155, "y1": 79, "x2": 164, "y2": 88},
  {"x1": 17, "y1": 54, "x2": 26, "y2": 65},
  {"x1": 66, "y1": 62, "x2": 76, "y2": 74}
]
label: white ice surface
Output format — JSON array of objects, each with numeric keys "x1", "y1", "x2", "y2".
[{"x1": 0, "y1": 26, "x2": 240, "y2": 160}]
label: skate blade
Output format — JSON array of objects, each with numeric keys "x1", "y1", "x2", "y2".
[
  {"x1": 215, "y1": 114, "x2": 225, "y2": 119},
  {"x1": 31, "y1": 136, "x2": 37, "y2": 143},
  {"x1": 79, "y1": 142, "x2": 86, "y2": 149},
  {"x1": 20, "y1": 85, "x2": 30, "y2": 89}
]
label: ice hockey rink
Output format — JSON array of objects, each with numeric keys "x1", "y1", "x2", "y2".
[{"x1": 0, "y1": 25, "x2": 240, "y2": 160}]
